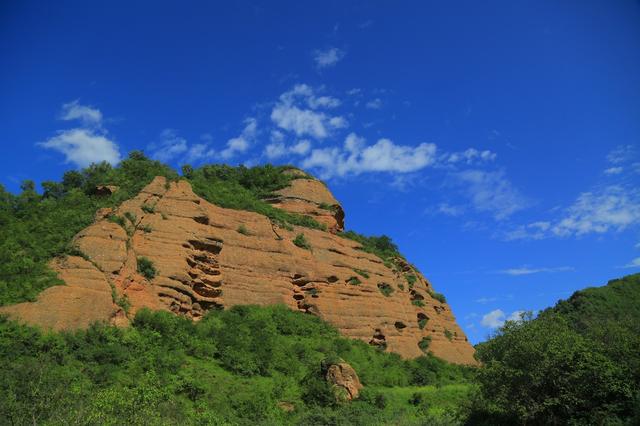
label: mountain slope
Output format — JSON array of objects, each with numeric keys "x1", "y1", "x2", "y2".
[{"x1": 0, "y1": 161, "x2": 475, "y2": 364}]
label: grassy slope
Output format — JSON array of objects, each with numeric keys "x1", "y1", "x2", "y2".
[{"x1": 0, "y1": 304, "x2": 473, "y2": 425}]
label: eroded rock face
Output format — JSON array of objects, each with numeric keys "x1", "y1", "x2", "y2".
[
  {"x1": 326, "y1": 362, "x2": 363, "y2": 401},
  {"x1": 0, "y1": 175, "x2": 477, "y2": 365}
]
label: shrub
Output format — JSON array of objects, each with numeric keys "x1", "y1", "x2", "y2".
[
  {"x1": 405, "y1": 274, "x2": 417, "y2": 288},
  {"x1": 428, "y1": 289, "x2": 447, "y2": 303},
  {"x1": 137, "y1": 257, "x2": 157, "y2": 280},
  {"x1": 108, "y1": 214, "x2": 126, "y2": 228},
  {"x1": 377, "y1": 283, "x2": 394, "y2": 297},
  {"x1": 140, "y1": 224, "x2": 152, "y2": 233},
  {"x1": 237, "y1": 224, "x2": 250, "y2": 235},
  {"x1": 412, "y1": 300, "x2": 425, "y2": 307},
  {"x1": 141, "y1": 204, "x2": 155, "y2": 214},
  {"x1": 338, "y1": 231, "x2": 401, "y2": 263},
  {"x1": 293, "y1": 233, "x2": 311, "y2": 250},
  {"x1": 444, "y1": 329, "x2": 453, "y2": 341},
  {"x1": 346, "y1": 276, "x2": 361, "y2": 286},
  {"x1": 418, "y1": 315, "x2": 429, "y2": 330},
  {"x1": 124, "y1": 211, "x2": 137, "y2": 224},
  {"x1": 418, "y1": 336, "x2": 432, "y2": 353},
  {"x1": 353, "y1": 268, "x2": 370, "y2": 278}
]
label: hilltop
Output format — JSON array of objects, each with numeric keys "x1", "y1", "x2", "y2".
[{"x1": 0, "y1": 151, "x2": 474, "y2": 364}]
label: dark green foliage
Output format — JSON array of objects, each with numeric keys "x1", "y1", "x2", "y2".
[
  {"x1": 405, "y1": 274, "x2": 417, "y2": 288},
  {"x1": 140, "y1": 224, "x2": 152, "y2": 233},
  {"x1": 444, "y1": 329, "x2": 453, "y2": 341},
  {"x1": 418, "y1": 336, "x2": 432, "y2": 353},
  {"x1": 0, "y1": 152, "x2": 178, "y2": 306},
  {"x1": 418, "y1": 317, "x2": 428, "y2": 330},
  {"x1": 237, "y1": 224, "x2": 250, "y2": 235},
  {"x1": 472, "y1": 273, "x2": 640, "y2": 425},
  {"x1": 346, "y1": 276, "x2": 361, "y2": 286},
  {"x1": 123, "y1": 211, "x2": 137, "y2": 224},
  {"x1": 293, "y1": 233, "x2": 311, "y2": 250},
  {"x1": 411, "y1": 300, "x2": 425, "y2": 307},
  {"x1": 107, "y1": 214, "x2": 126, "y2": 228},
  {"x1": 338, "y1": 231, "x2": 401, "y2": 263},
  {"x1": 0, "y1": 305, "x2": 473, "y2": 424},
  {"x1": 429, "y1": 289, "x2": 447, "y2": 303},
  {"x1": 185, "y1": 164, "x2": 326, "y2": 230},
  {"x1": 353, "y1": 268, "x2": 370, "y2": 278},
  {"x1": 317, "y1": 202, "x2": 337, "y2": 212},
  {"x1": 377, "y1": 283, "x2": 394, "y2": 297},
  {"x1": 137, "y1": 257, "x2": 157, "y2": 280},
  {"x1": 141, "y1": 204, "x2": 155, "y2": 214}
]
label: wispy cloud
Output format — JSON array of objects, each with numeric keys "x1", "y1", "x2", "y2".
[
  {"x1": 506, "y1": 185, "x2": 640, "y2": 240},
  {"x1": 365, "y1": 98, "x2": 382, "y2": 109},
  {"x1": 313, "y1": 47, "x2": 345, "y2": 69},
  {"x1": 497, "y1": 266, "x2": 574, "y2": 276},
  {"x1": 622, "y1": 257, "x2": 640, "y2": 269},
  {"x1": 221, "y1": 118, "x2": 257, "y2": 160},
  {"x1": 39, "y1": 101, "x2": 121, "y2": 167},
  {"x1": 454, "y1": 170, "x2": 529, "y2": 220}
]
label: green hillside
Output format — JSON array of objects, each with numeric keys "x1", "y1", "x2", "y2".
[{"x1": 473, "y1": 273, "x2": 640, "y2": 425}]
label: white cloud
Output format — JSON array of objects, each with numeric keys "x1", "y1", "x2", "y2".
[
  {"x1": 149, "y1": 129, "x2": 188, "y2": 162},
  {"x1": 60, "y1": 100, "x2": 103, "y2": 127},
  {"x1": 475, "y1": 297, "x2": 497, "y2": 304},
  {"x1": 437, "y1": 203, "x2": 464, "y2": 217},
  {"x1": 446, "y1": 148, "x2": 497, "y2": 165},
  {"x1": 271, "y1": 84, "x2": 347, "y2": 139},
  {"x1": 302, "y1": 132, "x2": 437, "y2": 178},
  {"x1": 607, "y1": 145, "x2": 634, "y2": 165},
  {"x1": 346, "y1": 88, "x2": 361, "y2": 96},
  {"x1": 622, "y1": 257, "x2": 640, "y2": 269},
  {"x1": 551, "y1": 186, "x2": 640, "y2": 237},
  {"x1": 454, "y1": 170, "x2": 528, "y2": 220},
  {"x1": 313, "y1": 47, "x2": 345, "y2": 69},
  {"x1": 481, "y1": 309, "x2": 505, "y2": 328},
  {"x1": 40, "y1": 128, "x2": 121, "y2": 167},
  {"x1": 604, "y1": 167, "x2": 623, "y2": 175},
  {"x1": 221, "y1": 118, "x2": 257, "y2": 160},
  {"x1": 481, "y1": 309, "x2": 525, "y2": 328},
  {"x1": 291, "y1": 139, "x2": 311, "y2": 155},
  {"x1": 365, "y1": 98, "x2": 382, "y2": 109},
  {"x1": 39, "y1": 101, "x2": 120, "y2": 167},
  {"x1": 498, "y1": 266, "x2": 574, "y2": 276}
]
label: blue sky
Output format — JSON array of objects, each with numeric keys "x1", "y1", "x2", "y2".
[{"x1": 1, "y1": 1, "x2": 640, "y2": 343}]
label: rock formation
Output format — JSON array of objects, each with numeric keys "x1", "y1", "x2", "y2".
[
  {"x1": 325, "y1": 362, "x2": 363, "y2": 401},
  {"x1": 0, "y1": 174, "x2": 477, "y2": 364}
]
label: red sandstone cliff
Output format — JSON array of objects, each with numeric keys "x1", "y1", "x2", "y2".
[{"x1": 0, "y1": 175, "x2": 476, "y2": 365}]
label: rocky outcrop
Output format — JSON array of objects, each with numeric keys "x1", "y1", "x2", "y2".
[
  {"x1": 0, "y1": 175, "x2": 477, "y2": 365},
  {"x1": 325, "y1": 362, "x2": 363, "y2": 401}
]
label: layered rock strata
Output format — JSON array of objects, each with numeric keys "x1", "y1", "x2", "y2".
[{"x1": 0, "y1": 175, "x2": 476, "y2": 364}]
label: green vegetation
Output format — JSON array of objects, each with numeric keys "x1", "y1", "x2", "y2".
[
  {"x1": 137, "y1": 256, "x2": 157, "y2": 280},
  {"x1": 444, "y1": 329, "x2": 453, "y2": 341},
  {"x1": 237, "y1": 224, "x2": 250, "y2": 235},
  {"x1": 0, "y1": 152, "x2": 177, "y2": 306},
  {"x1": 110, "y1": 284, "x2": 131, "y2": 315},
  {"x1": 293, "y1": 233, "x2": 311, "y2": 250},
  {"x1": 418, "y1": 316, "x2": 428, "y2": 330},
  {"x1": 377, "y1": 283, "x2": 394, "y2": 297},
  {"x1": 0, "y1": 304, "x2": 475, "y2": 425},
  {"x1": 418, "y1": 336, "x2": 432, "y2": 353},
  {"x1": 428, "y1": 289, "x2": 447, "y2": 303},
  {"x1": 338, "y1": 231, "x2": 401, "y2": 263},
  {"x1": 317, "y1": 202, "x2": 337, "y2": 212},
  {"x1": 411, "y1": 300, "x2": 425, "y2": 307},
  {"x1": 346, "y1": 276, "x2": 362, "y2": 286},
  {"x1": 353, "y1": 268, "x2": 370, "y2": 278},
  {"x1": 140, "y1": 224, "x2": 153, "y2": 233},
  {"x1": 471, "y1": 273, "x2": 640, "y2": 425},
  {"x1": 185, "y1": 164, "x2": 326, "y2": 231},
  {"x1": 141, "y1": 204, "x2": 155, "y2": 214},
  {"x1": 405, "y1": 274, "x2": 417, "y2": 288},
  {"x1": 123, "y1": 211, "x2": 137, "y2": 224}
]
